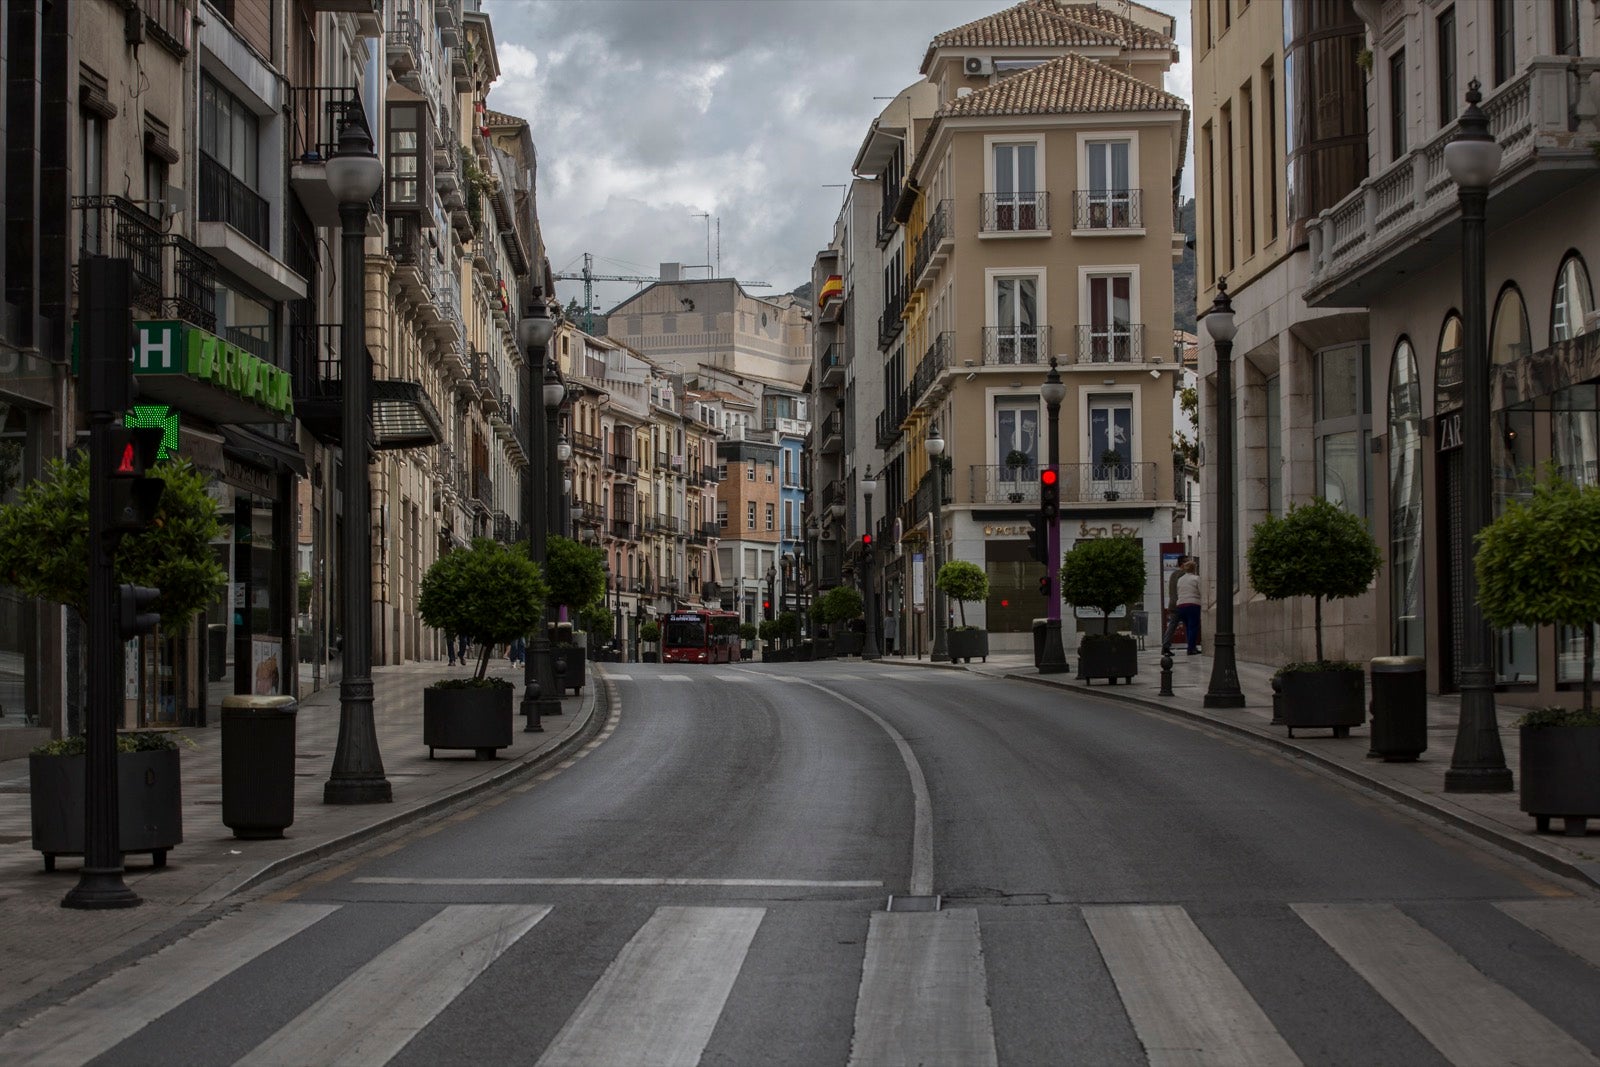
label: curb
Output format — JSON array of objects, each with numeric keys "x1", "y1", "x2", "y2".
[
  {"x1": 227, "y1": 680, "x2": 607, "y2": 899},
  {"x1": 994, "y1": 669, "x2": 1600, "y2": 893}
]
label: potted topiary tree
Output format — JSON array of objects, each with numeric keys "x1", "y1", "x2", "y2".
[
  {"x1": 0, "y1": 452, "x2": 227, "y2": 871},
  {"x1": 757, "y1": 618, "x2": 784, "y2": 661},
  {"x1": 544, "y1": 536, "x2": 606, "y2": 694},
  {"x1": 639, "y1": 620, "x2": 660, "y2": 662},
  {"x1": 1004, "y1": 449, "x2": 1031, "y2": 501},
  {"x1": 1475, "y1": 473, "x2": 1600, "y2": 835},
  {"x1": 1061, "y1": 536, "x2": 1145, "y2": 684},
  {"x1": 738, "y1": 622, "x2": 759, "y2": 661},
  {"x1": 776, "y1": 611, "x2": 801, "y2": 656},
  {"x1": 417, "y1": 538, "x2": 545, "y2": 759},
  {"x1": 815, "y1": 585, "x2": 864, "y2": 656},
  {"x1": 579, "y1": 606, "x2": 614, "y2": 662},
  {"x1": 936, "y1": 559, "x2": 990, "y2": 663},
  {"x1": 1247, "y1": 497, "x2": 1382, "y2": 737}
]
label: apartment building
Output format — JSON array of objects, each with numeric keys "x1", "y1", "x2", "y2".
[
  {"x1": 1195, "y1": 0, "x2": 1599, "y2": 705},
  {"x1": 1191, "y1": 0, "x2": 1371, "y2": 668},
  {"x1": 843, "y1": 0, "x2": 1190, "y2": 655}
]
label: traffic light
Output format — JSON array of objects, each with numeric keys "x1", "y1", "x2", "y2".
[
  {"x1": 105, "y1": 426, "x2": 166, "y2": 532},
  {"x1": 861, "y1": 531, "x2": 872, "y2": 557},
  {"x1": 1027, "y1": 512, "x2": 1049, "y2": 563},
  {"x1": 118, "y1": 584, "x2": 161, "y2": 639},
  {"x1": 1039, "y1": 466, "x2": 1060, "y2": 518},
  {"x1": 1039, "y1": 575, "x2": 1051, "y2": 598},
  {"x1": 763, "y1": 598, "x2": 772, "y2": 620}
]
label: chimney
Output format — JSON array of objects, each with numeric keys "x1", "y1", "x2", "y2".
[{"x1": 660, "y1": 262, "x2": 681, "y2": 281}]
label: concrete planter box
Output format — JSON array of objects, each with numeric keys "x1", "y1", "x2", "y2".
[
  {"x1": 553, "y1": 644, "x2": 586, "y2": 694},
  {"x1": 423, "y1": 685, "x2": 514, "y2": 760},
  {"x1": 1520, "y1": 724, "x2": 1600, "y2": 836},
  {"x1": 1279, "y1": 668, "x2": 1366, "y2": 738},
  {"x1": 834, "y1": 632, "x2": 864, "y2": 658},
  {"x1": 30, "y1": 748, "x2": 184, "y2": 872},
  {"x1": 947, "y1": 628, "x2": 989, "y2": 664},
  {"x1": 1077, "y1": 634, "x2": 1137, "y2": 684}
]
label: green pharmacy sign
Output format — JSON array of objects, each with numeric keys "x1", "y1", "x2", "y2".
[
  {"x1": 130, "y1": 321, "x2": 294, "y2": 419},
  {"x1": 124, "y1": 404, "x2": 180, "y2": 460}
]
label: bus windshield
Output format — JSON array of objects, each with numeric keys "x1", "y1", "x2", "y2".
[{"x1": 664, "y1": 620, "x2": 707, "y2": 647}]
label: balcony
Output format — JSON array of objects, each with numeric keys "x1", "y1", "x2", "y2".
[
  {"x1": 1075, "y1": 324, "x2": 1144, "y2": 364},
  {"x1": 980, "y1": 192, "x2": 1049, "y2": 234},
  {"x1": 470, "y1": 472, "x2": 493, "y2": 515},
  {"x1": 609, "y1": 453, "x2": 637, "y2": 478},
  {"x1": 476, "y1": 357, "x2": 502, "y2": 413},
  {"x1": 875, "y1": 200, "x2": 897, "y2": 248},
  {"x1": 388, "y1": 223, "x2": 429, "y2": 299},
  {"x1": 877, "y1": 293, "x2": 906, "y2": 349},
  {"x1": 821, "y1": 478, "x2": 844, "y2": 518},
  {"x1": 819, "y1": 342, "x2": 845, "y2": 390},
  {"x1": 575, "y1": 500, "x2": 605, "y2": 528},
  {"x1": 291, "y1": 323, "x2": 444, "y2": 450},
  {"x1": 699, "y1": 521, "x2": 720, "y2": 541},
  {"x1": 493, "y1": 510, "x2": 514, "y2": 543},
  {"x1": 1306, "y1": 57, "x2": 1600, "y2": 307},
  {"x1": 199, "y1": 152, "x2": 270, "y2": 251},
  {"x1": 306, "y1": 0, "x2": 382, "y2": 35},
  {"x1": 981, "y1": 326, "x2": 1051, "y2": 366},
  {"x1": 1067, "y1": 461, "x2": 1158, "y2": 504},
  {"x1": 703, "y1": 464, "x2": 721, "y2": 484},
  {"x1": 611, "y1": 518, "x2": 636, "y2": 541},
  {"x1": 1072, "y1": 189, "x2": 1143, "y2": 232},
  {"x1": 912, "y1": 199, "x2": 953, "y2": 289},
  {"x1": 573, "y1": 431, "x2": 602, "y2": 456},
  {"x1": 386, "y1": 12, "x2": 420, "y2": 78},
  {"x1": 909, "y1": 331, "x2": 953, "y2": 408},
  {"x1": 819, "y1": 410, "x2": 844, "y2": 454},
  {"x1": 655, "y1": 451, "x2": 672, "y2": 472},
  {"x1": 73, "y1": 196, "x2": 163, "y2": 312},
  {"x1": 163, "y1": 235, "x2": 218, "y2": 332},
  {"x1": 289, "y1": 85, "x2": 365, "y2": 227},
  {"x1": 971, "y1": 464, "x2": 1041, "y2": 505},
  {"x1": 875, "y1": 409, "x2": 901, "y2": 449}
]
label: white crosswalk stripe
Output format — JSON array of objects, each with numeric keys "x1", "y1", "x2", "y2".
[
  {"x1": 1294, "y1": 902, "x2": 1600, "y2": 1067},
  {"x1": 1085, "y1": 904, "x2": 1300, "y2": 1067},
  {"x1": 535, "y1": 905, "x2": 764, "y2": 1067},
  {"x1": 238, "y1": 904, "x2": 550, "y2": 1067},
  {"x1": 0, "y1": 904, "x2": 338, "y2": 1066},
  {"x1": 1496, "y1": 898, "x2": 1600, "y2": 971},
  {"x1": 659, "y1": 673, "x2": 693, "y2": 681},
  {"x1": 849, "y1": 908, "x2": 997, "y2": 1067}
]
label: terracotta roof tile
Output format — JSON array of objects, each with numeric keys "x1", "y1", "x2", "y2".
[
  {"x1": 937, "y1": 52, "x2": 1186, "y2": 118},
  {"x1": 1053, "y1": 3, "x2": 1175, "y2": 50},
  {"x1": 928, "y1": 1, "x2": 1122, "y2": 52}
]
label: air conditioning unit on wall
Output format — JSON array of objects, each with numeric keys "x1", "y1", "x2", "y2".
[{"x1": 964, "y1": 56, "x2": 993, "y2": 77}]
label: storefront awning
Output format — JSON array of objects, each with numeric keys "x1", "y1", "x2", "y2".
[
  {"x1": 371, "y1": 376, "x2": 444, "y2": 451},
  {"x1": 221, "y1": 427, "x2": 309, "y2": 478}
]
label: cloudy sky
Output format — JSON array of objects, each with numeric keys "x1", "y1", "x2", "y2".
[{"x1": 479, "y1": 0, "x2": 1193, "y2": 312}]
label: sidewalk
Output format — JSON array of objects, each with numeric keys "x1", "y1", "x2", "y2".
[
  {"x1": 0, "y1": 660, "x2": 600, "y2": 1018},
  {"x1": 879, "y1": 644, "x2": 1600, "y2": 892}
]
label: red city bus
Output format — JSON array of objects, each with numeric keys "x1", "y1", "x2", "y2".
[{"x1": 662, "y1": 610, "x2": 743, "y2": 663}]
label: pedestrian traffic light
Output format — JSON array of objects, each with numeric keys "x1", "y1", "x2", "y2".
[
  {"x1": 1039, "y1": 467, "x2": 1060, "y2": 518},
  {"x1": 118, "y1": 584, "x2": 161, "y2": 639},
  {"x1": 105, "y1": 426, "x2": 166, "y2": 532},
  {"x1": 1039, "y1": 575, "x2": 1051, "y2": 597},
  {"x1": 1027, "y1": 512, "x2": 1049, "y2": 563}
]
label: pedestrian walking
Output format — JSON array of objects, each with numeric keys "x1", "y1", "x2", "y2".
[
  {"x1": 1162, "y1": 558, "x2": 1203, "y2": 655},
  {"x1": 508, "y1": 636, "x2": 526, "y2": 666}
]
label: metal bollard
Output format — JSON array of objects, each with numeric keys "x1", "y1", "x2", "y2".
[{"x1": 1158, "y1": 649, "x2": 1174, "y2": 696}]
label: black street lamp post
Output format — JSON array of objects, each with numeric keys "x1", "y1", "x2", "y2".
[
  {"x1": 324, "y1": 116, "x2": 392, "y2": 805},
  {"x1": 1040, "y1": 360, "x2": 1068, "y2": 674},
  {"x1": 765, "y1": 564, "x2": 776, "y2": 623},
  {"x1": 518, "y1": 301, "x2": 556, "y2": 732},
  {"x1": 862, "y1": 467, "x2": 880, "y2": 659},
  {"x1": 538, "y1": 358, "x2": 566, "y2": 717},
  {"x1": 1443, "y1": 80, "x2": 1512, "y2": 793},
  {"x1": 926, "y1": 423, "x2": 949, "y2": 662},
  {"x1": 1203, "y1": 278, "x2": 1246, "y2": 708}
]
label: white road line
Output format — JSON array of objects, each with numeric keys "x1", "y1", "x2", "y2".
[
  {"x1": 0, "y1": 904, "x2": 338, "y2": 1066},
  {"x1": 1085, "y1": 904, "x2": 1301, "y2": 1067},
  {"x1": 659, "y1": 673, "x2": 692, "y2": 681},
  {"x1": 849, "y1": 909, "x2": 996, "y2": 1067},
  {"x1": 354, "y1": 876, "x2": 880, "y2": 887},
  {"x1": 535, "y1": 905, "x2": 764, "y2": 1067},
  {"x1": 238, "y1": 904, "x2": 550, "y2": 1067},
  {"x1": 1294, "y1": 902, "x2": 1600, "y2": 1067},
  {"x1": 1496, "y1": 899, "x2": 1600, "y2": 971},
  {"x1": 605, "y1": 673, "x2": 633, "y2": 681},
  {"x1": 782, "y1": 674, "x2": 935, "y2": 897}
]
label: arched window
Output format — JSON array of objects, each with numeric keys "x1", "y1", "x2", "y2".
[
  {"x1": 1490, "y1": 283, "x2": 1531, "y2": 369},
  {"x1": 1551, "y1": 252, "x2": 1595, "y2": 343},
  {"x1": 1434, "y1": 313, "x2": 1463, "y2": 414},
  {"x1": 1489, "y1": 284, "x2": 1537, "y2": 683},
  {"x1": 1388, "y1": 338, "x2": 1424, "y2": 655}
]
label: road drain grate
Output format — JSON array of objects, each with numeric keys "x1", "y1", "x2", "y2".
[{"x1": 886, "y1": 894, "x2": 941, "y2": 912}]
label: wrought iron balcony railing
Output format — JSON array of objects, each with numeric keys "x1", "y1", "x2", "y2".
[
  {"x1": 199, "y1": 152, "x2": 270, "y2": 249},
  {"x1": 1075, "y1": 324, "x2": 1144, "y2": 364},
  {"x1": 910, "y1": 331, "x2": 952, "y2": 405},
  {"x1": 980, "y1": 191, "x2": 1048, "y2": 232},
  {"x1": 981, "y1": 326, "x2": 1051, "y2": 366},
  {"x1": 1073, "y1": 189, "x2": 1142, "y2": 230},
  {"x1": 912, "y1": 198, "x2": 952, "y2": 283},
  {"x1": 73, "y1": 196, "x2": 163, "y2": 311},
  {"x1": 971, "y1": 464, "x2": 1041, "y2": 505}
]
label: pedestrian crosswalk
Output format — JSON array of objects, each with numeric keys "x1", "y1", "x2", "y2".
[{"x1": 3, "y1": 896, "x2": 1598, "y2": 1066}]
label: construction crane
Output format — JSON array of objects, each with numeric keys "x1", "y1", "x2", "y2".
[{"x1": 552, "y1": 253, "x2": 658, "y2": 334}]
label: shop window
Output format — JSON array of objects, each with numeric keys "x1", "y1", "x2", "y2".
[
  {"x1": 1553, "y1": 382, "x2": 1600, "y2": 683},
  {"x1": 994, "y1": 397, "x2": 1039, "y2": 489},
  {"x1": 1551, "y1": 253, "x2": 1594, "y2": 343},
  {"x1": 1435, "y1": 313, "x2": 1463, "y2": 414},
  {"x1": 1388, "y1": 339, "x2": 1424, "y2": 655},
  {"x1": 1313, "y1": 342, "x2": 1371, "y2": 518}
]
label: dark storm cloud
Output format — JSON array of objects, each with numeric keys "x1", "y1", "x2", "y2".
[{"x1": 480, "y1": 0, "x2": 1191, "y2": 302}]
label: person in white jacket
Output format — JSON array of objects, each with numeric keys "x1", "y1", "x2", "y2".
[{"x1": 1161, "y1": 558, "x2": 1203, "y2": 655}]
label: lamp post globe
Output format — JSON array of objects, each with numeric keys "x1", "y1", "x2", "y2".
[
  {"x1": 1202, "y1": 277, "x2": 1246, "y2": 708},
  {"x1": 1444, "y1": 80, "x2": 1512, "y2": 793},
  {"x1": 323, "y1": 112, "x2": 391, "y2": 806},
  {"x1": 925, "y1": 423, "x2": 949, "y2": 662}
]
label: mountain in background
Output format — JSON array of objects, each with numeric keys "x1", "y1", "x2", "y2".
[
  {"x1": 1173, "y1": 197, "x2": 1196, "y2": 335},
  {"x1": 789, "y1": 280, "x2": 813, "y2": 305}
]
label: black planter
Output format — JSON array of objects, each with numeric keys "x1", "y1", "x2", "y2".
[
  {"x1": 1077, "y1": 634, "x2": 1137, "y2": 684},
  {"x1": 30, "y1": 748, "x2": 184, "y2": 872},
  {"x1": 796, "y1": 641, "x2": 815, "y2": 661},
  {"x1": 553, "y1": 644, "x2": 586, "y2": 694},
  {"x1": 423, "y1": 685, "x2": 514, "y2": 759},
  {"x1": 947, "y1": 628, "x2": 989, "y2": 664},
  {"x1": 813, "y1": 639, "x2": 834, "y2": 660},
  {"x1": 834, "y1": 632, "x2": 864, "y2": 658},
  {"x1": 1520, "y1": 725, "x2": 1600, "y2": 835},
  {"x1": 642, "y1": 649, "x2": 659, "y2": 663},
  {"x1": 1279, "y1": 668, "x2": 1366, "y2": 737}
]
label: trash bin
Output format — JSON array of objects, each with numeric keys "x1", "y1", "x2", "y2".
[
  {"x1": 221, "y1": 694, "x2": 298, "y2": 839},
  {"x1": 1032, "y1": 618, "x2": 1049, "y2": 669},
  {"x1": 1369, "y1": 656, "x2": 1427, "y2": 761}
]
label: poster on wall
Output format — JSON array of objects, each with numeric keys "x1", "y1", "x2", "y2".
[
  {"x1": 251, "y1": 637, "x2": 282, "y2": 695},
  {"x1": 911, "y1": 553, "x2": 926, "y2": 612}
]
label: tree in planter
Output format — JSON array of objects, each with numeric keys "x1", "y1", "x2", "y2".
[
  {"x1": 1060, "y1": 536, "x2": 1145, "y2": 635},
  {"x1": 1476, "y1": 475, "x2": 1600, "y2": 719},
  {"x1": 544, "y1": 536, "x2": 607, "y2": 626},
  {"x1": 757, "y1": 619, "x2": 780, "y2": 645},
  {"x1": 417, "y1": 538, "x2": 546, "y2": 683},
  {"x1": 1246, "y1": 497, "x2": 1381, "y2": 665},
  {"x1": 814, "y1": 585, "x2": 863, "y2": 631},
  {"x1": 776, "y1": 611, "x2": 800, "y2": 646},
  {"x1": 579, "y1": 606, "x2": 614, "y2": 644},
  {"x1": 639, "y1": 620, "x2": 661, "y2": 654},
  {"x1": 935, "y1": 560, "x2": 989, "y2": 628},
  {"x1": 739, "y1": 622, "x2": 759, "y2": 643},
  {"x1": 0, "y1": 453, "x2": 228, "y2": 634}
]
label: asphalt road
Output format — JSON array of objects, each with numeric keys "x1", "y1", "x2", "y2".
[{"x1": 7, "y1": 662, "x2": 1600, "y2": 1067}]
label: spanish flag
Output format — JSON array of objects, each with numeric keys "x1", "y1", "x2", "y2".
[{"x1": 817, "y1": 274, "x2": 844, "y2": 308}]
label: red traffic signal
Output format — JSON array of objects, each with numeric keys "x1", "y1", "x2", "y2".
[
  {"x1": 1040, "y1": 468, "x2": 1058, "y2": 487},
  {"x1": 1039, "y1": 575, "x2": 1051, "y2": 597},
  {"x1": 861, "y1": 532, "x2": 872, "y2": 547},
  {"x1": 1040, "y1": 465, "x2": 1060, "y2": 517}
]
